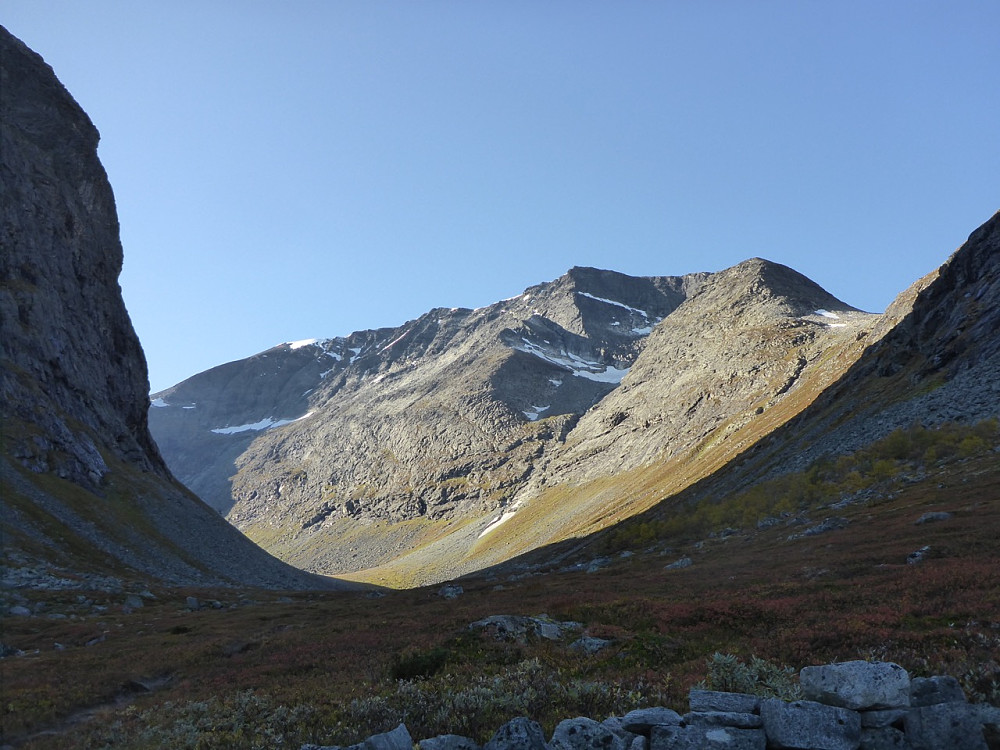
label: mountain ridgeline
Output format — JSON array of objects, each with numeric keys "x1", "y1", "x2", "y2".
[{"x1": 147, "y1": 237, "x2": 1000, "y2": 587}]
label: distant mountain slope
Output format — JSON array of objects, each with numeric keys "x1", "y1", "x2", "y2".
[
  {"x1": 150, "y1": 268, "x2": 703, "y2": 575},
  {"x1": 716, "y1": 209, "x2": 1000, "y2": 488},
  {"x1": 0, "y1": 26, "x2": 342, "y2": 590},
  {"x1": 150, "y1": 242, "x2": 896, "y2": 586}
]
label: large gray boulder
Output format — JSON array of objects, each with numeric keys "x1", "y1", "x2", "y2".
[
  {"x1": 908, "y1": 675, "x2": 966, "y2": 707},
  {"x1": 761, "y1": 699, "x2": 862, "y2": 750},
  {"x1": 904, "y1": 702, "x2": 987, "y2": 750},
  {"x1": 549, "y1": 717, "x2": 626, "y2": 750},
  {"x1": 800, "y1": 661, "x2": 911, "y2": 710}
]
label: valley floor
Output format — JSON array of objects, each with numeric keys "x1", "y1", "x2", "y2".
[{"x1": 1, "y1": 452, "x2": 998, "y2": 748}]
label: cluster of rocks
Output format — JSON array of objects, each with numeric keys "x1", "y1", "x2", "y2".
[
  {"x1": 303, "y1": 661, "x2": 997, "y2": 750},
  {"x1": 468, "y1": 614, "x2": 614, "y2": 656}
]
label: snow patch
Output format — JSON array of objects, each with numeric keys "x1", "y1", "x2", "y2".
[
  {"x1": 479, "y1": 503, "x2": 522, "y2": 538},
  {"x1": 631, "y1": 325, "x2": 653, "y2": 335},
  {"x1": 577, "y1": 291, "x2": 650, "y2": 318},
  {"x1": 815, "y1": 309, "x2": 840, "y2": 319},
  {"x1": 288, "y1": 338, "x2": 318, "y2": 349},
  {"x1": 549, "y1": 378, "x2": 563, "y2": 387},
  {"x1": 211, "y1": 411, "x2": 314, "y2": 435},
  {"x1": 513, "y1": 338, "x2": 630, "y2": 384},
  {"x1": 522, "y1": 405, "x2": 550, "y2": 421},
  {"x1": 182, "y1": 405, "x2": 196, "y2": 410},
  {"x1": 150, "y1": 398, "x2": 168, "y2": 408}
]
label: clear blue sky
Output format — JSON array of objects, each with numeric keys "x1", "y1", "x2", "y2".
[{"x1": 5, "y1": 2, "x2": 998, "y2": 393}]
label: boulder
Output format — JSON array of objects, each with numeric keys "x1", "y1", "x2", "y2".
[
  {"x1": 549, "y1": 717, "x2": 627, "y2": 750},
  {"x1": 419, "y1": 735, "x2": 480, "y2": 750},
  {"x1": 621, "y1": 707, "x2": 683, "y2": 734},
  {"x1": 483, "y1": 717, "x2": 547, "y2": 750},
  {"x1": 650, "y1": 724, "x2": 765, "y2": 750},
  {"x1": 761, "y1": 699, "x2": 861, "y2": 750},
  {"x1": 688, "y1": 690, "x2": 761, "y2": 714},
  {"x1": 909, "y1": 675, "x2": 966, "y2": 707},
  {"x1": 904, "y1": 702, "x2": 987, "y2": 750},
  {"x1": 859, "y1": 726, "x2": 909, "y2": 749},
  {"x1": 800, "y1": 661, "x2": 911, "y2": 710},
  {"x1": 363, "y1": 723, "x2": 413, "y2": 750},
  {"x1": 683, "y1": 711, "x2": 762, "y2": 729}
]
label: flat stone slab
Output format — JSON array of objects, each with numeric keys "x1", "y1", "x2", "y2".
[
  {"x1": 800, "y1": 661, "x2": 910, "y2": 710},
  {"x1": 621, "y1": 707, "x2": 682, "y2": 733},
  {"x1": 688, "y1": 690, "x2": 761, "y2": 714},
  {"x1": 651, "y1": 724, "x2": 765, "y2": 750}
]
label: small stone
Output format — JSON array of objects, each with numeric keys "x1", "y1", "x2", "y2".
[
  {"x1": 8, "y1": 605, "x2": 31, "y2": 617},
  {"x1": 124, "y1": 595, "x2": 144, "y2": 610},
  {"x1": 915, "y1": 511, "x2": 953, "y2": 525},
  {"x1": 664, "y1": 557, "x2": 693, "y2": 571},
  {"x1": 570, "y1": 636, "x2": 613, "y2": 655},
  {"x1": 185, "y1": 596, "x2": 200, "y2": 610},
  {"x1": 437, "y1": 584, "x2": 463, "y2": 599}
]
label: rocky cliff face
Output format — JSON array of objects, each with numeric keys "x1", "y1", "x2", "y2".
[{"x1": 0, "y1": 26, "x2": 341, "y2": 590}]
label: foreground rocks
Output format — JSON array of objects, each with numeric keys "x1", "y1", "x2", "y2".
[{"x1": 303, "y1": 660, "x2": 994, "y2": 750}]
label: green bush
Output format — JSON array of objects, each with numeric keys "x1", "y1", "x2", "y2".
[{"x1": 696, "y1": 652, "x2": 802, "y2": 701}]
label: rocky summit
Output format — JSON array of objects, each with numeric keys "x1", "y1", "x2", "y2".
[{"x1": 0, "y1": 26, "x2": 343, "y2": 590}]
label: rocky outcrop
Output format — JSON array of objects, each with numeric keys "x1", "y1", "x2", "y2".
[
  {"x1": 302, "y1": 661, "x2": 992, "y2": 750},
  {"x1": 0, "y1": 26, "x2": 342, "y2": 589}
]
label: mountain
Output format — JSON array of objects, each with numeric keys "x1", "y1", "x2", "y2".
[
  {"x1": 149, "y1": 246, "x2": 904, "y2": 585},
  {"x1": 0, "y1": 26, "x2": 344, "y2": 590}
]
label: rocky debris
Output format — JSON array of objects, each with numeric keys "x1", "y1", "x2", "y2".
[
  {"x1": 787, "y1": 517, "x2": 850, "y2": 541},
  {"x1": 906, "y1": 546, "x2": 932, "y2": 565},
  {"x1": 914, "y1": 511, "x2": 953, "y2": 525},
  {"x1": 468, "y1": 615, "x2": 582, "y2": 644},
  {"x1": 296, "y1": 661, "x2": 992, "y2": 750},
  {"x1": 664, "y1": 557, "x2": 693, "y2": 571},
  {"x1": 438, "y1": 585, "x2": 464, "y2": 600},
  {"x1": 569, "y1": 636, "x2": 613, "y2": 655}
]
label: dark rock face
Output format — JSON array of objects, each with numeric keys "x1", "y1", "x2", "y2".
[
  {"x1": 0, "y1": 26, "x2": 160, "y2": 486},
  {"x1": 0, "y1": 26, "x2": 339, "y2": 589}
]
